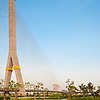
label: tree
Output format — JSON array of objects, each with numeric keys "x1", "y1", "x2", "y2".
[
  {"x1": 25, "y1": 82, "x2": 30, "y2": 90},
  {"x1": 97, "y1": 86, "x2": 100, "y2": 92},
  {"x1": 14, "y1": 83, "x2": 22, "y2": 99},
  {"x1": 0, "y1": 79, "x2": 4, "y2": 96},
  {"x1": 79, "y1": 84, "x2": 88, "y2": 97},
  {"x1": 31, "y1": 84, "x2": 37, "y2": 100},
  {"x1": 40, "y1": 82, "x2": 44, "y2": 91},
  {"x1": 44, "y1": 88, "x2": 49, "y2": 96},
  {"x1": 9, "y1": 80, "x2": 15, "y2": 95},
  {"x1": 36, "y1": 82, "x2": 40, "y2": 97},
  {"x1": 66, "y1": 79, "x2": 78, "y2": 98},
  {"x1": 43, "y1": 88, "x2": 49, "y2": 100},
  {"x1": 32, "y1": 82, "x2": 43, "y2": 100},
  {"x1": 25, "y1": 82, "x2": 31, "y2": 95},
  {"x1": 71, "y1": 86, "x2": 78, "y2": 97},
  {"x1": 96, "y1": 86, "x2": 100, "y2": 96},
  {"x1": 53, "y1": 83, "x2": 60, "y2": 91},
  {"x1": 39, "y1": 82, "x2": 44, "y2": 99},
  {"x1": 53, "y1": 83, "x2": 60, "y2": 99},
  {"x1": 9, "y1": 80, "x2": 22, "y2": 100},
  {"x1": 87, "y1": 82, "x2": 95, "y2": 96},
  {"x1": 0, "y1": 79, "x2": 4, "y2": 89}
]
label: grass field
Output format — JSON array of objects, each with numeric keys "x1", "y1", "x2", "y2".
[
  {"x1": 1, "y1": 95, "x2": 100, "y2": 100},
  {"x1": 9, "y1": 97, "x2": 100, "y2": 100}
]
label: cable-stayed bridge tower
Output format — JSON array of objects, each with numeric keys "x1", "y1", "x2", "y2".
[{"x1": 4, "y1": 0, "x2": 25, "y2": 94}]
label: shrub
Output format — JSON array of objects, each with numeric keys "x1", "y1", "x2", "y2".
[
  {"x1": 0, "y1": 96, "x2": 10, "y2": 99},
  {"x1": 6, "y1": 96, "x2": 10, "y2": 99},
  {"x1": 0, "y1": 96, "x2": 3, "y2": 99},
  {"x1": 69, "y1": 97, "x2": 100, "y2": 100}
]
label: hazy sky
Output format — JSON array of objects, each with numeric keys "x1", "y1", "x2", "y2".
[{"x1": 0, "y1": 0, "x2": 100, "y2": 90}]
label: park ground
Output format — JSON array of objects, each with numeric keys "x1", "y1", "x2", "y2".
[{"x1": 4, "y1": 97, "x2": 100, "y2": 100}]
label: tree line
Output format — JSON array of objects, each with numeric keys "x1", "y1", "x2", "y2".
[
  {"x1": 66, "y1": 79, "x2": 100, "y2": 98},
  {"x1": 0, "y1": 79, "x2": 100, "y2": 99}
]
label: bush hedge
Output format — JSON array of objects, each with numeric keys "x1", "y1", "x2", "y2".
[
  {"x1": 0, "y1": 96, "x2": 3, "y2": 99},
  {"x1": 6, "y1": 96, "x2": 10, "y2": 99},
  {"x1": 0, "y1": 96, "x2": 10, "y2": 99},
  {"x1": 69, "y1": 97, "x2": 100, "y2": 100}
]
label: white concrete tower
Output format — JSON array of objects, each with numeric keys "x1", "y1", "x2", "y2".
[{"x1": 4, "y1": 0, "x2": 25, "y2": 95}]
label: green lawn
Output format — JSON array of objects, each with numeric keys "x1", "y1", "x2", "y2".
[
  {"x1": 10, "y1": 98, "x2": 58, "y2": 100},
  {"x1": 9, "y1": 98, "x2": 100, "y2": 100},
  {"x1": 1, "y1": 96, "x2": 100, "y2": 100},
  {"x1": 69, "y1": 97, "x2": 100, "y2": 100}
]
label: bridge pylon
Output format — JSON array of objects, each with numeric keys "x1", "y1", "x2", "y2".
[{"x1": 4, "y1": 0, "x2": 25, "y2": 95}]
